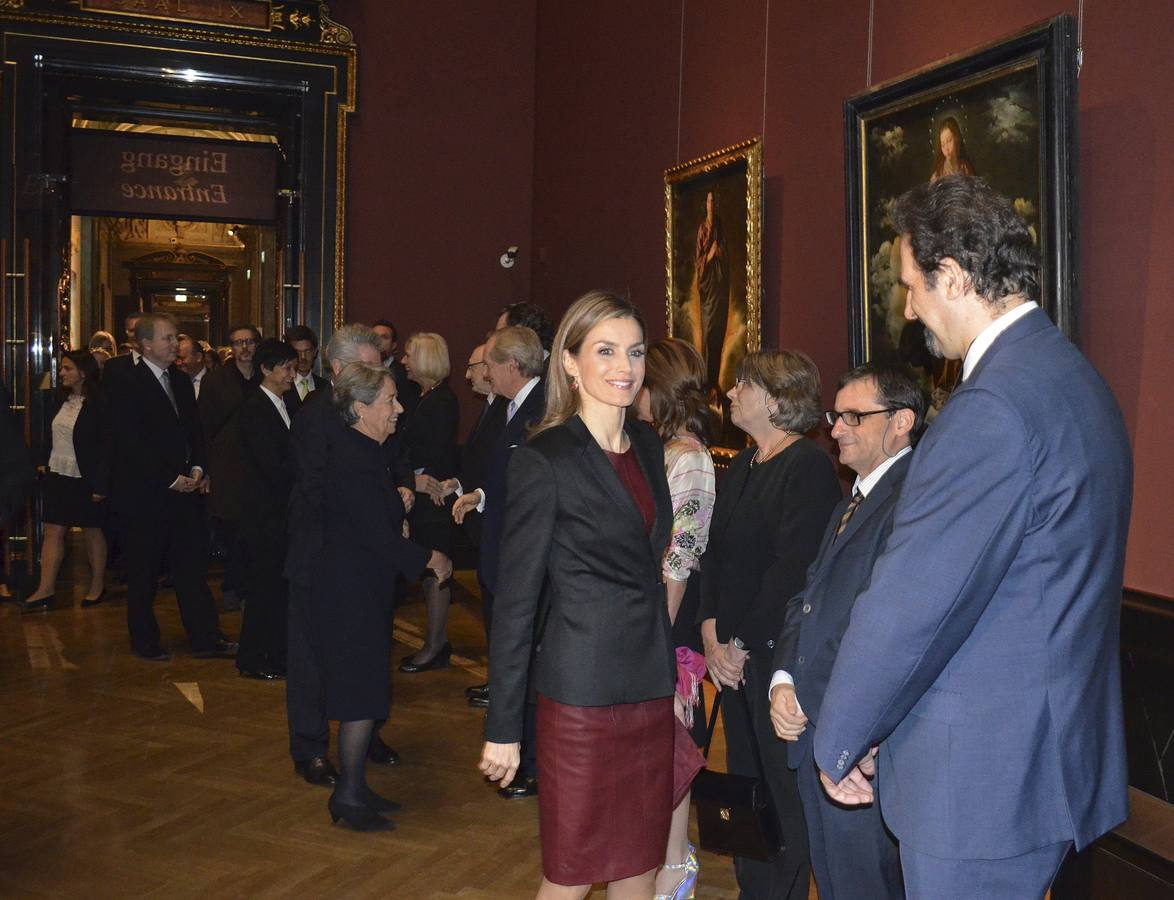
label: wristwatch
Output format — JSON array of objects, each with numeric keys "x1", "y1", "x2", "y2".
[{"x1": 732, "y1": 636, "x2": 746, "y2": 651}]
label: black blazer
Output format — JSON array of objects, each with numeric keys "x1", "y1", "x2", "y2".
[
  {"x1": 283, "y1": 372, "x2": 329, "y2": 417},
  {"x1": 479, "y1": 380, "x2": 544, "y2": 593},
  {"x1": 198, "y1": 363, "x2": 261, "y2": 519},
  {"x1": 399, "y1": 379, "x2": 458, "y2": 480},
  {"x1": 110, "y1": 359, "x2": 206, "y2": 511},
  {"x1": 285, "y1": 384, "x2": 414, "y2": 585},
  {"x1": 773, "y1": 454, "x2": 911, "y2": 765},
  {"x1": 485, "y1": 416, "x2": 675, "y2": 744},
  {"x1": 457, "y1": 394, "x2": 508, "y2": 546},
  {"x1": 42, "y1": 394, "x2": 112, "y2": 496},
  {"x1": 99, "y1": 352, "x2": 138, "y2": 400},
  {"x1": 698, "y1": 438, "x2": 841, "y2": 652},
  {"x1": 238, "y1": 388, "x2": 295, "y2": 529}
]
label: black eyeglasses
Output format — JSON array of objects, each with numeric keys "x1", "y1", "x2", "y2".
[
  {"x1": 231, "y1": 338, "x2": 257, "y2": 348},
  {"x1": 824, "y1": 408, "x2": 897, "y2": 427}
]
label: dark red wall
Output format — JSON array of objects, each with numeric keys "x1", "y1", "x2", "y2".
[
  {"x1": 337, "y1": 2, "x2": 1173, "y2": 596},
  {"x1": 331, "y1": 0, "x2": 537, "y2": 419}
]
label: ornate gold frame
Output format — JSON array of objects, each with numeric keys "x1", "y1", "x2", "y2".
[
  {"x1": 664, "y1": 136, "x2": 763, "y2": 458},
  {"x1": 1, "y1": 3, "x2": 355, "y2": 331}
]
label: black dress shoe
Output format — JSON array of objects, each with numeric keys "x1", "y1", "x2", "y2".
[
  {"x1": 367, "y1": 736, "x2": 401, "y2": 766},
  {"x1": 134, "y1": 646, "x2": 171, "y2": 662},
  {"x1": 294, "y1": 756, "x2": 339, "y2": 787},
  {"x1": 80, "y1": 590, "x2": 107, "y2": 608},
  {"x1": 363, "y1": 786, "x2": 403, "y2": 813},
  {"x1": 498, "y1": 776, "x2": 538, "y2": 799},
  {"x1": 465, "y1": 682, "x2": 489, "y2": 699},
  {"x1": 20, "y1": 595, "x2": 54, "y2": 613},
  {"x1": 238, "y1": 668, "x2": 281, "y2": 680},
  {"x1": 193, "y1": 639, "x2": 238, "y2": 659},
  {"x1": 467, "y1": 694, "x2": 490, "y2": 709},
  {"x1": 328, "y1": 793, "x2": 394, "y2": 832},
  {"x1": 398, "y1": 641, "x2": 452, "y2": 673}
]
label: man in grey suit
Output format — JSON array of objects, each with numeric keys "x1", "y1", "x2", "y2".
[
  {"x1": 814, "y1": 176, "x2": 1133, "y2": 898},
  {"x1": 769, "y1": 364, "x2": 926, "y2": 900}
]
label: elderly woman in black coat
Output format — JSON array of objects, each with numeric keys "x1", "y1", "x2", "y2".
[{"x1": 311, "y1": 362, "x2": 452, "y2": 831}]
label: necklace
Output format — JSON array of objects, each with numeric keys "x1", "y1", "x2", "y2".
[{"x1": 749, "y1": 432, "x2": 798, "y2": 468}]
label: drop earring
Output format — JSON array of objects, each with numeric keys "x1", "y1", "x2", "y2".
[{"x1": 570, "y1": 376, "x2": 578, "y2": 391}]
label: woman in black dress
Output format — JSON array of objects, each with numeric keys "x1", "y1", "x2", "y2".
[
  {"x1": 23, "y1": 350, "x2": 110, "y2": 611},
  {"x1": 480, "y1": 290, "x2": 677, "y2": 898},
  {"x1": 698, "y1": 349, "x2": 841, "y2": 899},
  {"x1": 397, "y1": 332, "x2": 460, "y2": 672},
  {"x1": 313, "y1": 362, "x2": 452, "y2": 831}
]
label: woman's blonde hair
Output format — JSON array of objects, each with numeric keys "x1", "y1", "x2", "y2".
[
  {"x1": 405, "y1": 332, "x2": 451, "y2": 385},
  {"x1": 531, "y1": 290, "x2": 645, "y2": 438}
]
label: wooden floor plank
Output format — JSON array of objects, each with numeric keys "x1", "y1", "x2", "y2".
[{"x1": 0, "y1": 542, "x2": 810, "y2": 897}]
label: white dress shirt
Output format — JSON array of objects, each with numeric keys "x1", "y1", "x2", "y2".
[
  {"x1": 962, "y1": 301, "x2": 1038, "y2": 381},
  {"x1": 293, "y1": 372, "x2": 317, "y2": 401},
  {"x1": 260, "y1": 384, "x2": 292, "y2": 429},
  {"x1": 190, "y1": 367, "x2": 205, "y2": 400}
]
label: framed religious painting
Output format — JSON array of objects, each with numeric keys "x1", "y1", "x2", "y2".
[
  {"x1": 845, "y1": 15, "x2": 1077, "y2": 418},
  {"x1": 665, "y1": 137, "x2": 763, "y2": 456}
]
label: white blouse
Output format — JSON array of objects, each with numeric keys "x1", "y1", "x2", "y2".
[{"x1": 48, "y1": 395, "x2": 84, "y2": 478}]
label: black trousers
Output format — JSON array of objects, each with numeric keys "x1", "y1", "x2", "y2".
[
  {"x1": 479, "y1": 579, "x2": 495, "y2": 644},
  {"x1": 214, "y1": 516, "x2": 249, "y2": 598},
  {"x1": 720, "y1": 654, "x2": 811, "y2": 900},
  {"x1": 123, "y1": 493, "x2": 220, "y2": 655},
  {"x1": 237, "y1": 531, "x2": 288, "y2": 673}
]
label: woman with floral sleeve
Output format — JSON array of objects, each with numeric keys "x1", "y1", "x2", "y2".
[{"x1": 636, "y1": 338, "x2": 718, "y2": 900}]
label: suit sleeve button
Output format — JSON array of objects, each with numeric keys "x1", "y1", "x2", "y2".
[
  {"x1": 802, "y1": 604, "x2": 812, "y2": 614},
  {"x1": 797, "y1": 656, "x2": 804, "y2": 664}
]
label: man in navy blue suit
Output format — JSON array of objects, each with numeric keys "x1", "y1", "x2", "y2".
[
  {"x1": 770, "y1": 363, "x2": 927, "y2": 899},
  {"x1": 814, "y1": 176, "x2": 1133, "y2": 898}
]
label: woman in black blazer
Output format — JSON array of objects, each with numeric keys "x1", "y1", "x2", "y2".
[
  {"x1": 480, "y1": 291, "x2": 677, "y2": 897},
  {"x1": 312, "y1": 362, "x2": 452, "y2": 831},
  {"x1": 397, "y1": 332, "x2": 460, "y2": 672},
  {"x1": 23, "y1": 350, "x2": 111, "y2": 611},
  {"x1": 698, "y1": 349, "x2": 842, "y2": 900}
]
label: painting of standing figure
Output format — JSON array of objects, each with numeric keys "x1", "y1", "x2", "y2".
[
  {"x1": 665, "y1": 138, "x2": 762, "y2": 454},
  {"x1": 845, "y1": 16, "x2": 1077, "y2": 417}
]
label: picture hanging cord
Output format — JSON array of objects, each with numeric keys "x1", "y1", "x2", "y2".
[
  {"x1": 867, "y1": 0, "x2": 876, "y2": 87},
  {"x1": 676, "y1": 0, "x2": 686, "y2": 164},
  {"x1": 761, "y1": 0, "x2": 771, "y2": 145}
]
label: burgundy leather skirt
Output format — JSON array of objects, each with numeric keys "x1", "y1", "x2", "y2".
[{"x1": 536, "y1": 693, "x2": 674, "y2": 886}]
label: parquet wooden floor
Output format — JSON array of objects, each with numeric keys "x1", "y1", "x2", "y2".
[{"x1": 0, "y1": 544, "x2": 815, "y2": 898}]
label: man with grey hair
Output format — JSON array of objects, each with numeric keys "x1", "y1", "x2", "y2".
[
  {"x1": 285, "y1": 322, "x2": 415, "y2": 786},
  {"x1": 451, "y1": 325, "x2": 545, "y2": 797}
]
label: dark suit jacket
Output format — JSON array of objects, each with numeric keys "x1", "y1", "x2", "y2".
[
  {"x1": 238, "y1": 388, "x2": 295, "y2": 534},
  {"x1": 457, "y1": 394, "x2": 508, "y2": 546},
  {"x1": 198, "y1": 363, "x2": 261, "y2": 519},
  {"x1": 388, "y1": 359, "x2": 421, "y2": 420},
  {"x1": 774, "y1": 453, "x2": 911, "y2": 767},
  {"x1": 815, "y1": 309, "x2": 1134, "y2": 859},
  {"x1": 485, "y1": 416, "x2": 675, "y2": 744},
  {"x1": 41, "y1": 393, "x2": 113, "y2": 496},
  {"x1": 110, "y1": 359, "x2": 206, "y2": 513},
  {"x1": 283, "y1": 372, "x2": 329, "y2": 417},
  {"x1": 479, "y1": 381, "x2": 544, "y2": 594},
  {"x1": 99, "y1": 351, "x2": 138, "y2": 400}
]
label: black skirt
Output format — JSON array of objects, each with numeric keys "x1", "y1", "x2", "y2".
[
  {"x1": 409, "y1": 492, "x2": 455, "y2": 556},
  {"x1": 42, "y1": 472, "x2": 106, "y2": 528}
]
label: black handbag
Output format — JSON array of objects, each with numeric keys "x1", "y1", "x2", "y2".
[{"x1": 691, "y1": 688, "x2": 784, "y2": 861}]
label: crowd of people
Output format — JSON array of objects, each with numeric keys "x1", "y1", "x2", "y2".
[{"x1": 0, "y1": 175, "x2": 1134, "y2": 899}]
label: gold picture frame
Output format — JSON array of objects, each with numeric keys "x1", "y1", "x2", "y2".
[{"x1": 665, "y1": 137, "x2": 762, "y2": 456}]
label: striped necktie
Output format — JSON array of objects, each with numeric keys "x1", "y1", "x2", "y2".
[
  {"x1": 834, "y1": 490, "x2": 864, "y2": 541},
  {"x1": 298, "y1": 377, "x2": 309, "y2": 400}
]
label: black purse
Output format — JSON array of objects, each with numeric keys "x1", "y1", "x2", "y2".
[{"x1": 691, "y1": 688, "x2": 784, "y2": 861}]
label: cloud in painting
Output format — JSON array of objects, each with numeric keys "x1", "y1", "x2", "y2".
[
  {"x1": 871, "y1": 126, "x2": 906, "y2": 164},
  {"x1": 870, "y1": 238, "x2": 910, "y2": 348},
  {"x1": 877, "y1": 195, "x2": 898, "y2": 233},
  {"x1": 987, "y1": 88, "x2": 1034, "y2": 144}
]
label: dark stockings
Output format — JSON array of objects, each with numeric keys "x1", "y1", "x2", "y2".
[{"x1": 335, "y1": 719, "x2": 374, "y2": 806}]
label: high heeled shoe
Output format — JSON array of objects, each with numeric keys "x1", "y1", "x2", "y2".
[
  {"x1": 363, "y1": 786, "x2": 403, "y2": 813},
  {"x1": 328, "y1": 794, "x2": 395, "y2": 832},
  {"x1": 398, "y1": 641, "x2": 451, "y2": 673},
  {"x1": 20, "y1": 595, "x2": 55, "y2": 613},
  {"x1": 654, "y1": 842, "x2": 699, "y2": 900},
  {"x1": 81, "y1": 590, "x2": 107, "y2": 608}
]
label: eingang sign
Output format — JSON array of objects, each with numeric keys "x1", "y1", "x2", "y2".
[{"x1": 69, "y1": 130, "x2": 279, "y2": 223}]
